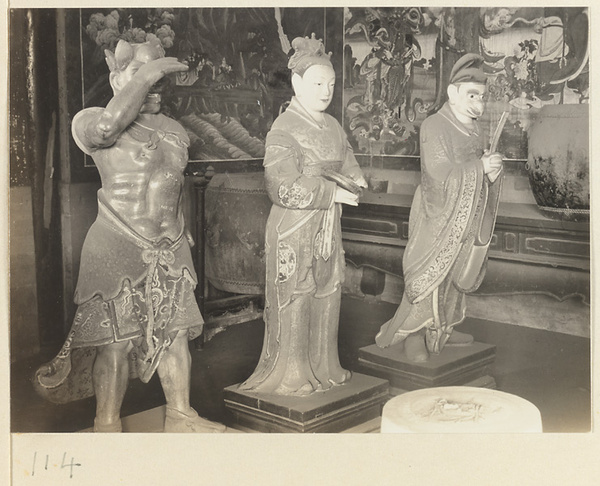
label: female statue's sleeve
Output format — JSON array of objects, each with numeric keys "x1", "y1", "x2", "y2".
[{"x1": 263, "y1": 130, "x2": 336, "y2": 210}]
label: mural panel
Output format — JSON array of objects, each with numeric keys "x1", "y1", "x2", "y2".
[
  {"x1": 79, "y1": 8, "x2": 326, "y2": 163},
  {"x1": 343, "y1": 7, "x2": 589, "y2": 160},
  {"x1": 77, "y1": 7, "x2": 589, "y2": 165}
]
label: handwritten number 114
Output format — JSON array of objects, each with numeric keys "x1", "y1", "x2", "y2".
[{"x1": 32, "y1": 452, "x2": 82, "y2": 479}]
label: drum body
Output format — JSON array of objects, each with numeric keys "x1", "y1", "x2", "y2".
[{"x1": 205, "y1": 172, "x2": 271, "y2": 294}]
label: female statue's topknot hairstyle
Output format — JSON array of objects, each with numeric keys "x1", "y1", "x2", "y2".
[{"x1": 287, "y1": 33, "x2": 333, "y2": 76}]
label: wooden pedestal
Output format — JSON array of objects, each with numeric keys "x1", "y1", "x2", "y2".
[
  {"x1": 223, "y1": 373, "x2": 389, "y2": 433},
  {"x1": 358, "y1": 342, "x2": 496, "y2": 395}
]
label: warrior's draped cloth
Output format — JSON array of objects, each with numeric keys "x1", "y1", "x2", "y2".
[
  {"x1": 376, "y1": 102, "x2": 502, "y2": 353},
  {"x1": 239, "y1": 97, "x2": 363, "y2": 394},
  {"x1": 35, "y1": 112, "x2": 203, "y2": 400}
]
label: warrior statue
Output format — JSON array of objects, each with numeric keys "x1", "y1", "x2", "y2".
[
  {"x1": 239, "y1": 35, "x2": 367, "y2": 396},
  {"x1": 376, "y1": 53, "x2": 504, "y2": 362},
  {"x1": 35, "y1": 39, "x2": 226, "y2": 433}
]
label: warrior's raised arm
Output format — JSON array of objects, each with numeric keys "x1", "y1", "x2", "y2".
[{"x1": 73, "y1": 39, "x2": 188, "y2": 153}]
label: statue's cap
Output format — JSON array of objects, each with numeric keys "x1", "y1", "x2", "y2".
[
  {"x1": 449, "y1": 53, "x2": 486, "y2": 85},
  {"x1": 288, "y1": 34, "x2": 333, "y2": 76}
]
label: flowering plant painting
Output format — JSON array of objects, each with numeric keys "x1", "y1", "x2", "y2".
[
  {"x1": 78, "y1": 8, "x2": 326, "y2": 163},
  {"x1": 80, "y1": 9, "x2": 178, "y2": 109},
  {"x1": 85, "y1": 9, "x2": 176, "y2": 54},
  {"x1": 487, "y1": 39, "x2": 539, "y2": 105}
]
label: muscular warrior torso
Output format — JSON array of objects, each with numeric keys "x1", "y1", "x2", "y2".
[{"x1": 73, "y1": 109, "x2": 190, "y2": 243}]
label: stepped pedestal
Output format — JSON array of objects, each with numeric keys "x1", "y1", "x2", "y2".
[
  {"x1": 358, "y1": 341, "x2": 496, "y2": 395},
  {"x1": 223, "y1": 373, "x2": 389, "y2": 433}
]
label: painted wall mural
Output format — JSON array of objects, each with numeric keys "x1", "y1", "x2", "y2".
[
  {"x1": 78, "y1": 7, "x2": 589, "y2": 165},
  {"x1": 342, "y1": 7, "x2": 589, "y2": 160},
  {"x1": 79, "y1": 8, "x2": 326, "y2": 163}
]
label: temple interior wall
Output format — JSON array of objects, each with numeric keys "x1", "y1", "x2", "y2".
[{"x1": 8, "y1": 7, "x2": 590, "y2": 362}]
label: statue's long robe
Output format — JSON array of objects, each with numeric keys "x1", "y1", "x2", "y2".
[
  {"x1": 376, "y1": 102, "x2": 502, "y2": 353},
  {"x1": 240, "y1": 97, "x2": 364, "y2": 395}
]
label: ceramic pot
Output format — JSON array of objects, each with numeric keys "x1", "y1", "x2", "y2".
[{"x1": 526, "y1": 103, "x2": 589, "y2": 221}]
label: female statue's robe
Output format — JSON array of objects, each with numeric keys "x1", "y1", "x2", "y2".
[
  {"x1": 376, "y1": 102, "x2": 502, "y2": 353},
  {"x1": 240, "y1": 97, "x2": 364, "y2": 395}
]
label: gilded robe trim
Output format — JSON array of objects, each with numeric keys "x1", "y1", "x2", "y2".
[{"x1": 405, "y1": 163, "x2": 480, "y2": 303}]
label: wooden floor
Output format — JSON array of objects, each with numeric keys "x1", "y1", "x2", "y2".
[{"x1": 10, "y1": 296, "x2": 591, "y2": 433}]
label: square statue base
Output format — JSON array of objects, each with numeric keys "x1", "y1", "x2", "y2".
[
  {"x1": 223, "y1": 373, "x2": 389, "y2": 433},
  {"x1": 358, "y1": 341, "x2": 496, "y2": 395}
]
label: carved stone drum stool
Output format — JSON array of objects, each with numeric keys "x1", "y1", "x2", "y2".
[{"x1": 381, "y1": 386, "x2": 543, "y2": 433}]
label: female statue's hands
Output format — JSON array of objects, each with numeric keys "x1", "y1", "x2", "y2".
[{"x1": 334, "y1": 186, "x2": 359, "y2": 206}]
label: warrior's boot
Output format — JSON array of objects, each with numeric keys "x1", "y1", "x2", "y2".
[
  {"x1": 164, "y1": 407, "x2": 227, "y2": 433},
  {"x1": 94, "y1": 418, "x2": 123, "y2": 433}
]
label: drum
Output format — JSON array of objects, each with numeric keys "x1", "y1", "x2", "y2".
[{"x1": 204, "y1": 172, "x2": 271, "y2": 294}]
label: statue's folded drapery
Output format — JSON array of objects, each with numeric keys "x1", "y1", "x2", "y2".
[
  {"x1": 36, "y1": 198, "x2": 203, "y2": 398},
  {"x1": 240, "y1": 97, "x2": 363, "y2": 395},
  {"x1": 376, "y1": 102, "x2": 502, "y2": 353}
]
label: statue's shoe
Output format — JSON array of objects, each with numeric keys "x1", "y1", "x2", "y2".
[
  {"x1": 164, "y1": 407, "x2": 227, "y2": 433},
  {"x1": 94, "y1": 418, "x2": 123, "y2": 433},
  {"x1": 404, "y1": 333, "x2": 429, "y2": 362},
  {"x1": 445, "y1": 330, "x2": 474, "y2": 347}
]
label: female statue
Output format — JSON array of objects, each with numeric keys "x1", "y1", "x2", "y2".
[{"x1": 240, "y1": 35, "x2": 367, "y2": 396}]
